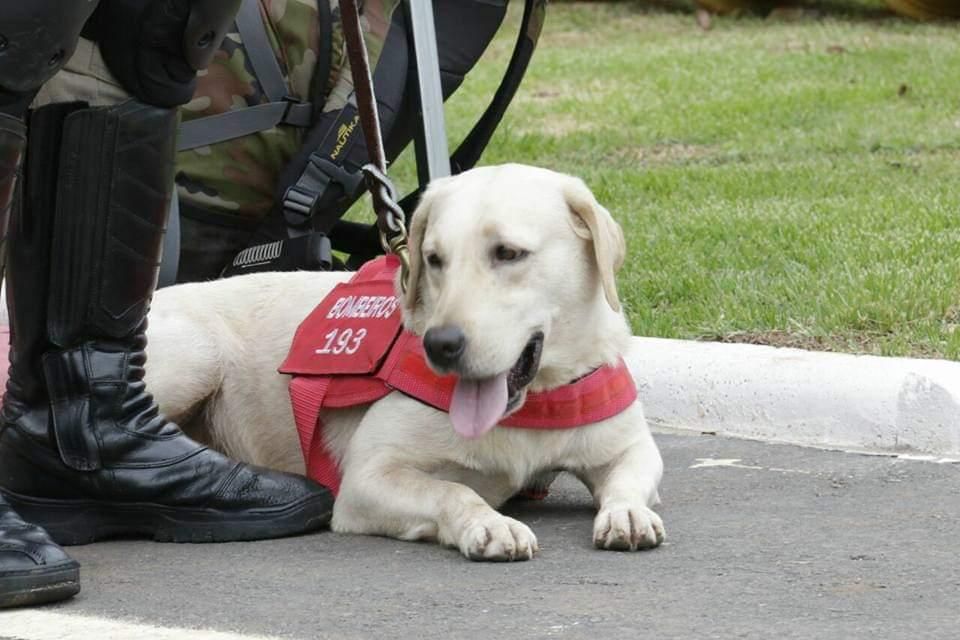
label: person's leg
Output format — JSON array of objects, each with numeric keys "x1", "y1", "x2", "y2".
[
  {"x1": 0, "y1": 0, "x2": 99, "y2": 609},
  {"x1": 0, "y1": 104, "x2": 82, "y2": 610},
  {"x1": 2, "y1": 97, "x2": 333, "y2": 542},
  {"x1": 0, "y1": 0, "x2": 333, "y2": 608}
]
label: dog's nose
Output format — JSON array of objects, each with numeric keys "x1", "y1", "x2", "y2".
[{"x1": 423, "y1": 326, "x2": 466, "y2": 369}]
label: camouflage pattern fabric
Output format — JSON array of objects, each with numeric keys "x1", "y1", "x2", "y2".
[
  {"x1": 31, "y1": 1, "x2": 400, "y2": 282},
  {"x1": 176, "y1": 0, "x2": 401, "y2": 223},
  {"x1": 33, "y1": 1, "x2": 401, "y2": 226}
]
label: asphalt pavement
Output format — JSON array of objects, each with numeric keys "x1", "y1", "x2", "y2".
[{"x1": 4, "y1": 431, "x2": 959, "y2": 640}]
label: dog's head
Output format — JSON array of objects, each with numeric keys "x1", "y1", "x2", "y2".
[{"x1": 400, "y1": 164, "x2": 628, "y2": 439}]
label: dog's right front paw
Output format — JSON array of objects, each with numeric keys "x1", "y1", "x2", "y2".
[{"x1": 460, "y1": 515, "x2": 539, "y2": 562}]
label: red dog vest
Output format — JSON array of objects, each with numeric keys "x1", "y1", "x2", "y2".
[{"x1": 279, "y1": 256, "x2": 638, "y2": 495}]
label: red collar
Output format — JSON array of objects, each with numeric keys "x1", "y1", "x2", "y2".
[
  {"x1": 377, "y1": 331, "x2": 637, "y2": 429},
  {"x1": 280, "y1": 256, "x2": 638, "y2": 494}
]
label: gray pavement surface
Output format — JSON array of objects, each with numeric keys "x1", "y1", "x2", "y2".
[{"x1": 17, "y1": 432, "x2": 960, "y2": 639}]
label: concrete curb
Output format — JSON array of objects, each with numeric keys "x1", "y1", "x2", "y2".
[
  {"x1": 6, "y1": 269, "x2": 960, "y2": 456},
  {"x1": 625, "y1": 337, "x2": 960, "y2": 457}
]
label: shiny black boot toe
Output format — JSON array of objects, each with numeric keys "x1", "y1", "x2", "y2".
[{"x1": 0, "y1": 495, "x2": 80, "y2": 607}]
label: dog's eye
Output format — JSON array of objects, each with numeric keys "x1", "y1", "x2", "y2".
[
  {"x1": 493, "y1": 245, "x2": 528, "y2": 263},
  {"x1": 425, "y1": 253, "x2": 443, "y2": 269}
]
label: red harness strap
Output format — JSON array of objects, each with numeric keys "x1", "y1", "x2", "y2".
[{"x1": 279, "y1": 257, "x2": 638, "y2": 495}]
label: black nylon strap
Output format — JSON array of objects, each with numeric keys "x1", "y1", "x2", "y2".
[
  {"x1": 235, "y1": 0, "x2": 289, "y2": 102},
  {"x1": 177, "y1": 100, "x2": 312, "y2": 150},
  {"x1": 397, "y1": 0, "x2": 544, "y2": 215},
  {"x1": 449, "y1": 0, "x2": 544, "y2": 173}
]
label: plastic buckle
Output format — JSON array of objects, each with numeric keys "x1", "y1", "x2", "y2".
[
  {"x1": 282, "y1": 184, "x2": 318, "y2": 229},
  {"x1": 281, "y1": 155, "x2": 364, "y2": 229},
  {"x1": 315, "y1": 157, "x2": 364, "y2": 196},
  {"x1": 281, "y1": 96, "x2": 313, "y2": 128}
]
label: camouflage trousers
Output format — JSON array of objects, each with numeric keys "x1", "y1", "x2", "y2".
[{"x1": 31, "y1": 1, "x2": 399, "y2": 282}]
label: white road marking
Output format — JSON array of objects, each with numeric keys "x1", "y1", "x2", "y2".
[
  {"x1": 690, "y1": 458, "x2": 763, "y2": 470},
  {"x1": 690, "y1": 458, "x2": 811, "y2": 474},
  {"x1": 890, "y1": 453, "x2": 960, "y2": 464},
  {"x1": 0, "y1": 610, "x2": 288, "y2": 640}
]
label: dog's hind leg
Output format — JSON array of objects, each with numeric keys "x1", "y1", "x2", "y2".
[{"x1": 575, "y1": 426, "x2": 666, "y2": 552}]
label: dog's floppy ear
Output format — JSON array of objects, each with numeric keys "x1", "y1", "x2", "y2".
[
  {"x1": 402, "y1": 177, "x2": 452, "y2": 319},
  {"x1": 563, "y1": 177, "x2": 626, "y2": 312}
]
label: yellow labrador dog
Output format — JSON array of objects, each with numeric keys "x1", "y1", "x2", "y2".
[{"x1": 145, "y1": 164, "x2": 665, "y2": 561}]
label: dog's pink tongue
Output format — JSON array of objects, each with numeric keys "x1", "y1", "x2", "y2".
[{"x1": 450, "y1": 373, "x2": 509, "y2": 439}]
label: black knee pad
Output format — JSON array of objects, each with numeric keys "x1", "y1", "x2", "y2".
[
  {"x1": 0, "y1": 1, "x2": 99, "y2": 98},
  {"x1": 83, "y1": 0, "x2": 240, "y2": 108}
]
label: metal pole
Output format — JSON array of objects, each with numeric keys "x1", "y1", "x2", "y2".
[{"x1": 404, "y1": 0, "x2": 451, "y2": 180}]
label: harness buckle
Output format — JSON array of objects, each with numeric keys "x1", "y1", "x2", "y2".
[
  {"x1": 280, "y1": 96, "x2": 313, "y2": 128},
  {"x1": 281, "y1": 155, "x2": 364, "y2": 230}
]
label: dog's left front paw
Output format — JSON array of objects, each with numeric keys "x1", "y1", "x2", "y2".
[{"x1": 593, "y1": 504, "x2": 665, "y2": 551}]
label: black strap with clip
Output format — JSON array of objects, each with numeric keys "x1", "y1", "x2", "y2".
[{"x1": 279, "y1": 102, "x2": 365, "y2": 232}]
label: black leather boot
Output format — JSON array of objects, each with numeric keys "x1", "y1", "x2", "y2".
[
  {"x1": 0, "y1": 111, "x2": 80, "y2": 607},
  {"x1": 0, "y1": 101, "x2": 333, "y2": 545}
]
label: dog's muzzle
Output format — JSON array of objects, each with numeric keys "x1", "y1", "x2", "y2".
[{"x1": 440, "y1": 329, "x2": 545, "y2": 439}]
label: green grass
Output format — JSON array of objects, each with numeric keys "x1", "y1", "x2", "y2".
[{"x1": 366, "y1": 1, "x2": 960, "y2": 359}]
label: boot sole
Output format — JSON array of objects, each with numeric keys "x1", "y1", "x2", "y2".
[
  {"x1": 0, "y1": 490, "x2": 333, "y2": 545},
  {"x1": 0, "y1": 560, "x2": 81, "y2": 608}
]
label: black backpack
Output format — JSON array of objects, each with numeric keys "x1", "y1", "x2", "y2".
[{"x1": 161, "y1": 0, "x2": 544, "y2": 285}]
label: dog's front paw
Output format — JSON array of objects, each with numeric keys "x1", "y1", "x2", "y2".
[
  {"x1": 593, "y1": 504, "x2": 665, "y2": 551},
  {"x1": 460, "y1": 514, "x2": 539, "y2": 562}
]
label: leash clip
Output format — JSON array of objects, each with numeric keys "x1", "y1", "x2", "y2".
[{"x1": 362, "y1": 164, "x2": 411, "y2": 293}]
